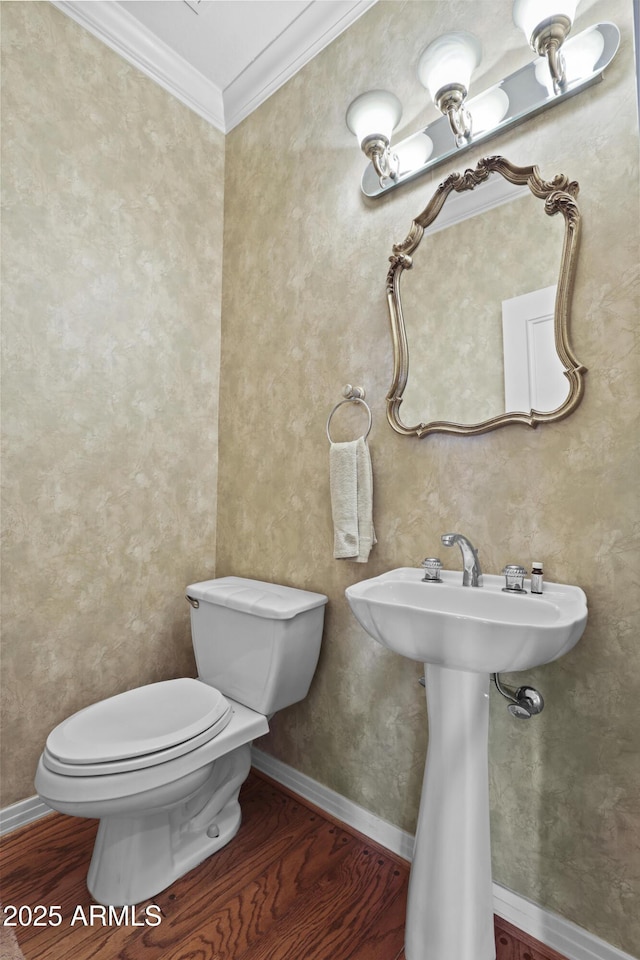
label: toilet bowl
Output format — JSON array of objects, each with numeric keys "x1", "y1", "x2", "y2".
[{"x1": 35, "y1": 577, "x2": 327, "y2": 906}]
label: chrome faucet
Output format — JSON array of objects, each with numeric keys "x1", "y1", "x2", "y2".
[{"x1": 441, "y1": 533, "x2": 483, "y2": 587}]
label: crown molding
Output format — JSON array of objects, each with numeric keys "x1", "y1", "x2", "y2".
[
  {"x1": 222, "y1": 0, "x2": 376, "y2": 132},
  {"x1": 50, "y1": 0, "x2": 376, "y2": 134},
  {"x1": 51, "y1": 1, "x2": 225, "y2": 130}
]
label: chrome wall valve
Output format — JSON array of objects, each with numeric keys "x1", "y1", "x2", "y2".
[{"x1": 492, "y1": 673, "x2": 544, "y2": 719}]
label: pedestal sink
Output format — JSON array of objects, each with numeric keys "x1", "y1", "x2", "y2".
[{"x1": 346, "y1": 567, "x2": 587, "y2": 960}]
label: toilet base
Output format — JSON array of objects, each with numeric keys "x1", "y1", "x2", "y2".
[{"x1": 87, "y1": 744, "x2": 251, "y2": 905}]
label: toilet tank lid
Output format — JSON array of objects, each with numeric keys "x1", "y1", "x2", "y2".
[{"x1": 186, "y1": 577, "x2": 328, "y2": 619}]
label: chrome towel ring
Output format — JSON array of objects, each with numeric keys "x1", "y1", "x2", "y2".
[{"x1": 326, "y1": 385, "x2": 372, "y2": 442}]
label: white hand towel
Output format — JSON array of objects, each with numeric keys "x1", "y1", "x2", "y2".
[
  {"x1": 354, "y1": 436, "x2": 376, "y2": 562},
  {"x1": 330, "y1": 437, "x2": 376, "y2": 562}
]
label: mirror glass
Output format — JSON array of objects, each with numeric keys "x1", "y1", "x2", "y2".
[{"x1": 386, "y1": 157, "x2": 586, "y2": 438}]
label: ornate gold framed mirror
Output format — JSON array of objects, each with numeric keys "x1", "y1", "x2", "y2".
[{"x1": 386, "y1": 156, "x2": 586, "y2": 438}]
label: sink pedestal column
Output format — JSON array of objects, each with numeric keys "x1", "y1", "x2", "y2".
[{"x1": 405, "y1": 665, "x2": 495, "y2": 960}]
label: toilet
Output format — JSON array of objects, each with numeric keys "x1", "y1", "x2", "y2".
[{"x1": 35, "y1": 577, "x2": 327, "y2": 906}]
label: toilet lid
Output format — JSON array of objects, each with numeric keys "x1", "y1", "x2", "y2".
[{"x1": 46, "y1": 678, "x2": 232, "y2": 765}]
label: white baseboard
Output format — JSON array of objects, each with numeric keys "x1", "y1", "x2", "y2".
[
  {"x1": 491, "y1": 885, "x2": 637, "y2": 960},
  {"x1": 254, "y1": 747, "x2": 416, "y2": 862},
  {"x1": 3, "y1": 757, "x2": 635, "y2": 960},
  {"x1": 251, "y1": 748, "x2": 637, "y2": 960},
  {"x1": 0, "y1": 796, "x2": 52, "y2": 836}
]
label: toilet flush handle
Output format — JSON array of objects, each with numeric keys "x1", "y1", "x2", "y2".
[{"x1": 185, "y1": 595, "x2": 199, "y2": 609}]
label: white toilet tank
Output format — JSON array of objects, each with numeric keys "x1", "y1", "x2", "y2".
[{"x1": 185, "y1": 577, "x2": 328, "y2": 715}]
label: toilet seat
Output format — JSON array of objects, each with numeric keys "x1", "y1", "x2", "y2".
[
  {"x1": 44, "y1": 679, "x2": 232, "y2": 776},
  {"x1": 36, "y1": 698, "x2": 269, "y2": 810}
]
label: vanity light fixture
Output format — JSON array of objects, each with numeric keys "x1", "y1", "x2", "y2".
[
  {"x1": 346, "y1": 4, "x2": 620, "y2": 197},
  {"x1": 417, "y1": 32, "x2": 482, "y2": 147},
  {"x1": 345, "y1": 89, "x2": 403, "y2": 183},
  {"x1": 513, "y1": 0, "x2": 578, "y2": 93}
]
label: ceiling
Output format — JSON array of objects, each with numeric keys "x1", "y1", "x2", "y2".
[{"x1": 52, "y1": 0, "x2": 376, "y2": 132}]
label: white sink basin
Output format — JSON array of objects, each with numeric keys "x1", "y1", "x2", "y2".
[
  {"x1": 346, "y1": 564, "x2": 587, "y2": 960},
  {"x1": 346, "y1": 567, "x2": 587, "y2": 673}
]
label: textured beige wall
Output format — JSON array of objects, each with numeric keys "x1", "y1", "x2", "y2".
[
  {"x1": 218, "y1": 0, "x2": 639, "y2": 953},
  {"x1": 1, "y1": 3, "x2": 224, "y2": 804}
]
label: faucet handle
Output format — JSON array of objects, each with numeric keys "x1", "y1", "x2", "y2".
[
  {"x1": 502, "y1": 564, "x2": 527, "y2": 593},
  {"x1": 421, "y1": 558, "x2": 443, "y2": 582}
]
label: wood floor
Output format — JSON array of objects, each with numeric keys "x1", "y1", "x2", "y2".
[{"x1": 0, "y1": 770, "x2": 568, "y2": 960}]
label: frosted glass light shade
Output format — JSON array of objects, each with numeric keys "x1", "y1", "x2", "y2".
[
  {"x1": 470, "y1": 87, "x2": 510, "y2": 134},
  {"x1": 417, "y1": 32, "x2": 482, "y2": 101},
  {"x1": 345, "y1": 90, "x2": 402, "y2": 146},
  {"x1": 513, "y1": 0, "x2": 579, "y2": 40},
  {"x1": 563, "y1": 25, "x2": 605, "y2": 82},
  {"x1": 395, "y1": 134, "x2": 434, "y2": 175}
]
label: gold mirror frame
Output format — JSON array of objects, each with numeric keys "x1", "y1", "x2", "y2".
[{"x1": 386, "y1": 156, "x2": 586, "y2": 438}]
